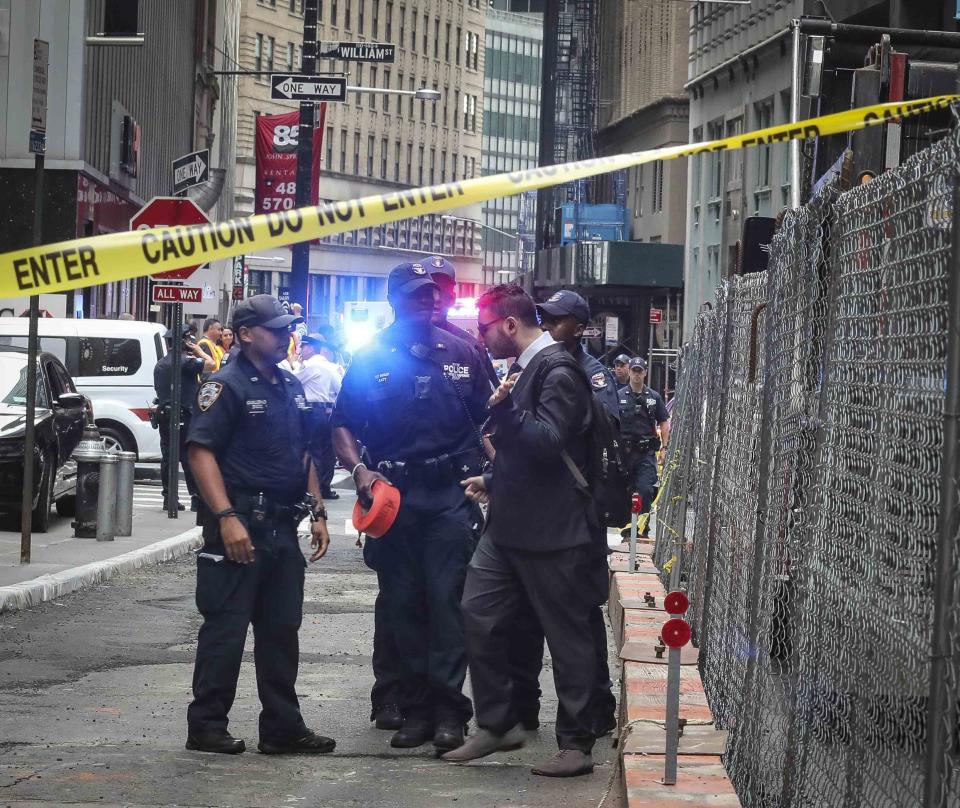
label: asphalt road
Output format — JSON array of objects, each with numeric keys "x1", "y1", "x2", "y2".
[{"x1": 0, "y1": 492, "x2": 621, "y2": 808}]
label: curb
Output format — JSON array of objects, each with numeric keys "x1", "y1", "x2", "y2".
[
  {"x1": 607, "y1": 548, "x2": 742, "y2": 807},
  {"x1": 0, "y1": 527, "x2": 203, "y2": 614}
]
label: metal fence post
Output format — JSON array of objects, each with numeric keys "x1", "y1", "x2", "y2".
[
  {"x1": 96, "y1": 452, "x2": 118, "y2": 542},
  {"x1": 115, "y1": 451, "x2": 136, "y2": 537},
  {"x1": 922, "y1": 170, "x2": 960, "y2": 808}
]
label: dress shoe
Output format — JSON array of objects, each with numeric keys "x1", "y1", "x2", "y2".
[
  {"x1": 531, "y1": 749, "x2": 594, "y2": 777},
  {"x1": 390, "y1": 719, "x2": 434, "y2": 748},
  {"x1": 373, "y1": 703, "x2": 403, "y2": 731},
  {"x1": 185, "y1": 729, "x2": 245, "y2": 754},
  {"x1": 258, "y1": 729, "x2": 336, "y2": 755},
  {"x1": 321, "y1": 489, "x2": 340, "y2": 500},
  {"x1": 440, "y1": 723, "x2": 526, "y2": 762},
  {"x1": 433, "y1": 721, "x2": 466, "y2": 752}
]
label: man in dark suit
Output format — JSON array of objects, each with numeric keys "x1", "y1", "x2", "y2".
[{"x1": 441, "y1": 284, "x2": 597, "y2": 778}]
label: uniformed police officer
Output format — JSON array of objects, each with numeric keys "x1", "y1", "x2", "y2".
[
  {"x1": 612, "y1": 354, "x2": 631, "y2": 387},
  {"x1": 184, "y1": 294, "x2": 335, "y2": 757},
  {"x1": 332, "y1": 262, "x2": 492, "y2": 753},
  {"x1": 618, "y1": 357, "x2": 670, "y2": 537},
  {"x1": 153, "y1": 323, "x2": 215, "y2": 511}
]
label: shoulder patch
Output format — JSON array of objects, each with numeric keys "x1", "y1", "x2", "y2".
[
  {"x1": 197, "y1": 381, "x2": 224, "y2": 412},
  {"x1": 591, "y1": 371, "x2": 607, "y2": 389}
]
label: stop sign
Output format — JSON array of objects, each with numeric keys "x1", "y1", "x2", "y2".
[{"x1": 130, "y1": 196, "x2": 211, "y2": 280}]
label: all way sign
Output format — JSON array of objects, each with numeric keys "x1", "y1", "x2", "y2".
[
  {"x1": 152, "y1": 285, "x2": 203, "y2": 304},
  {"x1": 318, "y1": 41, "x2": 396, "y2": 63},
  {"x1": 172, "y1": 148, "x2": 209, "y2": 195},
  {"x1": 270, "y1": 75, "x2": 346, "y2": 102}
]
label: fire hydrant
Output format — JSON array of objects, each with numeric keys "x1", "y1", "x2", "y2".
[{"x1": 72, "y1": 424, "x2": 104, "y2": 538}]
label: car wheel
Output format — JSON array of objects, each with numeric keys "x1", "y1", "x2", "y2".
[
  {"x1": 55, "y1": 495, "x2": 76, "y2": 518},
  {"x1": 97, "y1": 424, "x2": 135, "y2": 456},
  {"x1": 32, "y1": 451, "x2": 54, "y2": 533}
]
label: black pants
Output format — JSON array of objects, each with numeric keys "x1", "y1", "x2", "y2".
[
  {"x1": 463, "y1": 535, "x2": 598, "y2": 753},
  {"x1": 310, "y1": 407, "x2": 336, "y2": 493},
  {"x1": 363, "y1": 535, "x2": 405, "y2": 715},
  {"x1": 630, "y1": 450, "x2": 659, "y2": 535},
  {"x1": 187, "y1": 514, "x2": 309, "y2": 743},
  {"x1": 158, "y1": 411, "x2": 197, "y2": 501},
  {"x1": 373, "y1": 482, "x2": 474, "y2": 724}
]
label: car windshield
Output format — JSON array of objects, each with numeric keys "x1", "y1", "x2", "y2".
[{"x1": 0, "y1": 354, "x2": 47, "y2": 407}]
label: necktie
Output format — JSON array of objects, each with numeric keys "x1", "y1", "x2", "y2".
[{"x1": 507, "y1": 361, "x2": 522, "y2": 377}]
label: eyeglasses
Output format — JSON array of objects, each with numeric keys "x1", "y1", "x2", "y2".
[{"x1": 477, "y1": 316, "x2": 505, "y2": 337}]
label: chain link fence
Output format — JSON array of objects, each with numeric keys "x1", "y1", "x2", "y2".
[{"x1": 651, "y1": 127, "x2": 960, "y2": 807}]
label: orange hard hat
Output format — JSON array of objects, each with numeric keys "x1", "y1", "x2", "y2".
[{"x1": 352, "y1": 480, "x2": 401, "y2": 538}]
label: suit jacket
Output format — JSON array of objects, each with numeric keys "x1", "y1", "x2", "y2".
[{"x1": 484, "y1": 342, "x2": 593, "y2": 552}]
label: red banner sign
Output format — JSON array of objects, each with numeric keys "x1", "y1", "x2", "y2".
[{"x1": 255, "y1": 108, "x2": 326, "y2": 215}]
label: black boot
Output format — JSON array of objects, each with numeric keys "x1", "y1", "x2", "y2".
[
  {"x1": 185, "y1": 729, "x2": 245, "y2": 754},
  {"x1": 390, "y1": 719, "x2": 434, "y2": 748},
  {"x1": 373, "y1": 703, "x2": 403, "y2": 731}
]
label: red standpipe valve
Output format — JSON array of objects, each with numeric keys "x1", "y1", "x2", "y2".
[{"x1": 631, "y1": 494, "x2": 643, "y2": 514}]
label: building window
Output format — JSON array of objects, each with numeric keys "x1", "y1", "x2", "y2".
[
  {"x1": 265, "y1": 36, "x2": 274, "y2": 74},
  {"x1": 399, "y1": 5, "x2": 405, "y2": 44},
  {"x1": 331, "y1": 0, "x2": 337, "y2": 26},
  {"x1": 373, "y1": 0, "x2": 380, "y2": 38},
  {"x1": 422, "y1": 13, "x2": 428, "y2": 52},
  {"x1": 254, "y1": 33, "x2": 263, "y2": 75},
  {"x1": 383, "y1": 69, "x2": 391, "y2": 113},
  {"x1": 385, "y1": 1, "x2": 392, "y2": 40},
  {"x1": 408, "y1": 76, "x2": 415, "y2": 117},
  {"x1": 445, "y1": 22, "x2": 451, "y2": 62},
  {"x1": 470, "y1": 156, "x2": 476, "y2": 179},
  {"x1": 754, "y1": 100, "x2": 773, "y2": 189},
  {"x1": 431, "y1": 82, "x2": 438, "y2": 123},
  {"x1": 463, "y1": 155, "x2": 468, "y2": 178},
  {"x1": 456, "y1": 26, "x2": 461, "y2": 65},
  {"x1": 708, "y1": 120, "x2": 723, "y2": 199},
  {"x1": 295, "y1": 44, "x2": 301, "y2": 70},
  {"x1": 406, "y1": 143, "x2": 413, "y2": 183},
  {"x1": 452, "y1": 151, "x2": 458, "y2": 181},
  {"x1": 258, "y1": 0, "x2": 277, "y2": 6},
  {"x1": 653, "y1": 161, "x2": 664, "y2": 212},
  {"x1": 454, "y1": 90, "x2": 460, "y2": 129},
  {"x1": 340, "y1": 127, "x2": 347, "y2": 172},
  {"x1": 394, "y1": 139, "x2": 401, "y2": 181},
  {"x1": 367, "y1": 134, "x2": 375, "y2": 175},
  {"x1": 354, "y1": 131, "x2": 360, "y2": 174},
  {"x1": 411, "y1": 11, "x2": 417, "y2": 50},
  {"x1": 345, "y1": 0, "x2": 351, "y2": 30},
  {"x1": 381, "y1": 137, "x2": 388, "y2": 179},
  {"x1": 286, "y1": 42, "x2": 294, "y2": 71},
  {"x1": 418, "y1": 145, "x2": 424, "y2": 185},
  {"x1": 440, "y1": 149, "x2": 446, "y2": 181},
  {"x1": 443, "y1": 86, "x2": 449, "y2": 127},
  {"x1": 433, "y1": 17, "x2": 440, "y2": 58},
  {"x1": 430, "y1": 148, "x2": 436, "y2": 184},
  {"x1": 289, "y1": 0, "x2": 301, "y2": 13},
  {"x1": 369, "y1": 67, "x2": 377, "y2": 109},
  {"x1": 325, "y1": 125, "x2": 333, "y2": 169},
  {"x1": 358, "y1": 0, "x2": 364, "y2": 34}
]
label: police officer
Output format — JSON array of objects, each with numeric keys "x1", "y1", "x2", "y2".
[
  {"x1": 618, "y1": 357, "x2": 670, "y2": 537},
  {"x1": 184, "y1": 294, "x2": 335, "y2": 757},
  {"x1": 612, "y1": 354, "x2": 631, "y2": 387},
  {"x1": 153, "y1": 323, "x2": 214, "y2": 511},
  {"x1": 332, "y1": 262, "x2": 492, "y2": 753}
]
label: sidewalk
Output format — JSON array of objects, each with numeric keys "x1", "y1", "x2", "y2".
[{"x1": 0, "y1": 470, "x2": 350, "y2": 613}]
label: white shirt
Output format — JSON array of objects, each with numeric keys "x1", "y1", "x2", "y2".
[
  {"x1": 515, "y1": 331, "x2": 556, "y2": 374},
  {"x1": 295, "y1": 354, "x2": 342, "y2": 404}
]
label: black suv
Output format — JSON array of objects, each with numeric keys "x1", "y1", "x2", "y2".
[{"x1": 0, "y1": 348, "x2": 89, "y2": 531}]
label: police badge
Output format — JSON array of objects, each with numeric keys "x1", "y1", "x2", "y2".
[
  {"x1": 412, "y1": 263, "x2": 427, "y2": 275},
  {"x1": 197, "y1": 381, "x2": 224, "y2": 412}
]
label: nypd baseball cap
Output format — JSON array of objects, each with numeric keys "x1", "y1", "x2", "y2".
[
  {"x1": 426, "y1": 255, "x2": 456, "y2": 281},
  {"x1": 388, "y1": 262, "x2": 438, "y2": 297},
  {"x1": 628, "y1": 357, "x2": 648, "y2": 371},
  {"x1": 231, "y1": 294, "x2": 298, "y2": 330},
  {"x1": 536, "y1": 289, "x2": 591, "y2": 324},
  {"x1": 301, "y1": 333, "x2": 327, "y2": 349},
  {"x1": 613, "y1": 354, "x2": 631, "y2": 366}
]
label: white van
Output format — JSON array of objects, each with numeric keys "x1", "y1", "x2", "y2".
[{"x1": 0, "y1": 319, "x2": 167, "y2": 460}]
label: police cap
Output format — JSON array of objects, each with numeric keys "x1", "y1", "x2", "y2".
[
  {"x1": 164, "y1": 322, "x2": 196, "y2": 341},
  {"x1": 536, "y1": 289, "x2": 591, "y2": 324},
  {"x1": 301, "y1": 333, "x2": 327, "y2": 349},
  {"x1": 613, "y1": 354, "x2": 631, "y2": 366},
  {"x1": 388, "y1": 262, "x2": 438, "y2": 298},
  {"x1": 232, "y1": 294, "x2": 298, "y2": 330},
  {"x1": 628, "y1": 357, "x2": 648, "y2": 371},
  {"x1": 426, "y1": 255, "x2": 456, "y2": 281}
]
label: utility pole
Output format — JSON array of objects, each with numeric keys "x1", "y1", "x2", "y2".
[{"x1": 291, "y1": 0, "x2": 319, "y2": 315}]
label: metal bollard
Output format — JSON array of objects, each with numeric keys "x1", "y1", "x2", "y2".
[
  {"x1": 72, "y1": 425, "x2": 104, "y2": 538},
  {"x1": 115, "y1": 451, "x2": 136, "y2": 537},
  {"x1": 96, "y1": 452, "x2": 119, "y2": 542}
]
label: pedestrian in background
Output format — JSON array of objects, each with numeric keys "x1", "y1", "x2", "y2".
[
  {"x1": 617, "y1": 357, "x2": 669, "y2": 537},
  {"x1": 332, "y1": 262, "x2": 492, "y2": 754},
  {"x1": 197, "y1": 318, "x2": 224, "y2": 371},
  {"x1": 445, "y1": 284, "x2": 598, "y2": 778},
  {"x1": 296, "y1": 333, "x2": 342, "y2": 500},
  {"x1": 185, "y1": 294, "x2": 335, "y2": 757},
  {"x1": 218, "y1": 327, "x2": 239, "y2": 367},
  {"x1": 153, "y1": 322, "x2": 214, "y2": 511}
]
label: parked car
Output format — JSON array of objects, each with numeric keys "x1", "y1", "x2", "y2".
[
  {"x1": 0, "y1": 347, "x2": 90, "y2": 531},
  {"x1": 0, "y1": 319, "x2": 167, "y2": 460}
]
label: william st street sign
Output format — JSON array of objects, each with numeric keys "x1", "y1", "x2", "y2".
[
  {"x1": 318, "y1": 41, "x2": 396, "y2": 63},
  {"x1": 270, "y1": 75, "x2": 347, "y2": 102}
]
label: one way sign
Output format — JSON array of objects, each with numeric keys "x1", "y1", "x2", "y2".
[
  {"x1": 270, "y1": 75, "x2": 347, "y2": 102},
  {"x1": 172, "y1": 149, "x2": 209, "y2": 195}
]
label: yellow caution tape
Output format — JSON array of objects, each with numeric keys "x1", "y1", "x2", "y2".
[{"x1": 1, "y1": 95, "x2": 956, "y2": 298}]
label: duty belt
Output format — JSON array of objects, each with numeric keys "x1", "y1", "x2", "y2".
[
  {"x1": 229, "y1": 491, "x2": 304, "y2": 524},
  {"x1": 376, "y1": 450, "x2": 483, "y2": 489},
  {"x1": 626, "y1": 437, "x2": 659, "y2": 454}
]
